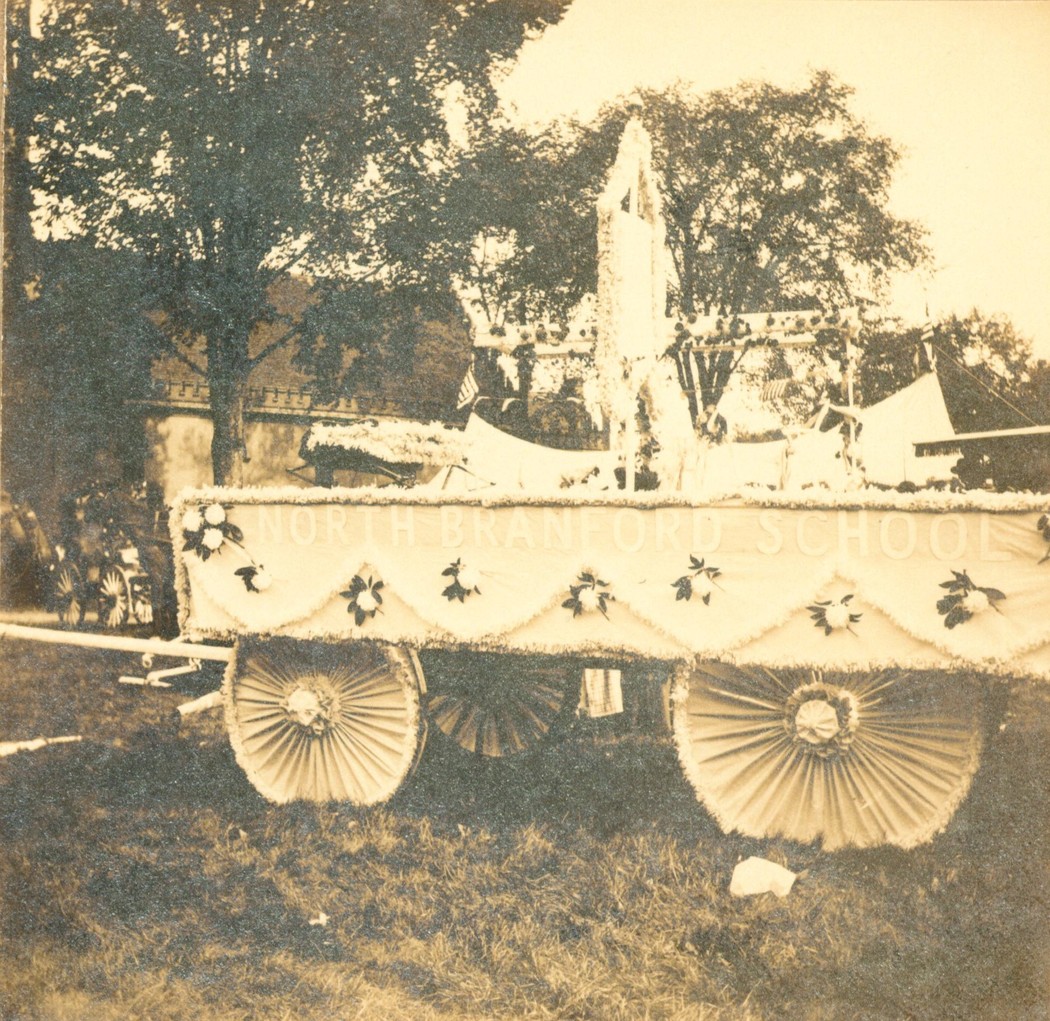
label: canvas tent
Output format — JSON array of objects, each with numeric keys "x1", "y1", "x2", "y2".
[{"x1": 837, "y1": 373, "x2": 958, "y2": 487}]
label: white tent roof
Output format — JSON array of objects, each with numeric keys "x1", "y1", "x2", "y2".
[{"x1": 839, "y1": 373, "x2": 958, "y2": 487}]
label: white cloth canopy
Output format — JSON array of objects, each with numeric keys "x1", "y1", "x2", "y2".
[
  {"x1": 445, "y1": 414, "x2": 615, "y2": 492},
  {"x1": 691, "y1": 439, "x2": 787, "y2": 493},
  {"x1": 846, "y1": 373, "x2": 958, "y2": 486},
  {"x1": 784, "y1": 427, "x2": 849, "y2": 490}
]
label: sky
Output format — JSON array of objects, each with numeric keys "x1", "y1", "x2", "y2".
[{"x1": 499, "y1": 0, "x2": 1050, "y2": 358}]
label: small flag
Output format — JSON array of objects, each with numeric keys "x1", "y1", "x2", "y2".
[
  {"x1": 456, "y1": 364, "x2": 479, "y2": 410},
  {"x1": 760, "y1": 378, "x2": 791, "y2": 401},
  {"x1": 917, "y1": 322, "x2": 936, "y2": 371}
]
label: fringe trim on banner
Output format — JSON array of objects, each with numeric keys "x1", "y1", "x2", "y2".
[{"x1": 170, "y1": 483, "x2": 1050, "y2": 516}]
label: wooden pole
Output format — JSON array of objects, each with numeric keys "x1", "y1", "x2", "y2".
[{"x1": 0, "y1": 623, "x2": 232, "y2": 662}]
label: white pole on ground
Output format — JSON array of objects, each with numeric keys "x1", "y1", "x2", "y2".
[{"x1": 0, "y1": 622, "x2": 232, "y2": 663}]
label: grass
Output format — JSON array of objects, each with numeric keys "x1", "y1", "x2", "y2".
[{"x1": 0, "y1": 638, "x2": 1047, "y2": 1020}]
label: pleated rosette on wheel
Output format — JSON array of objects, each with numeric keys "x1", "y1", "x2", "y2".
[
  {"x1": 672, "y1": 662, "x2": 984, "y2": 849},
  {"x1": 422, "y1": 651, "x2": 576, "y2": 757},
  {"x1": 223, "y1": 638, "x2": 424, "y2": 805}
]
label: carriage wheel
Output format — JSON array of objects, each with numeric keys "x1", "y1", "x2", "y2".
[
  {"x1": 97, "y1": 565, "x2": 132, "y2": 630},
  {"x1": 672, "y1": 663, "x2": 983, "y2": 850},
  {"x1": 422, "y1": 652, "x2": 576, "y2": 757},
  {"x1": 53, "y1": 562, "x2": 85, "y2": 627},
  {"x1": 224, "y1": 638, "x2": 423, "y2": 805}
]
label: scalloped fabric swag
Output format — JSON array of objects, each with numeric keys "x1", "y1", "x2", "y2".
[{"x1": 937, "y1": 570, "x2": 1005, "y2": 629}]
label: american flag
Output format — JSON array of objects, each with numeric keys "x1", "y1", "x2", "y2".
[
  {"x1": 760, "y1": 378, "x2": 791, "y2": 401},
  {"x1": 456, "y1": 364, "x2": 479, "y2": 410}
]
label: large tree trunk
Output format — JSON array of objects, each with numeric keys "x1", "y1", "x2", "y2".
[{"x1": 208, "y1": 335, "x2": 250, "y2": 487}]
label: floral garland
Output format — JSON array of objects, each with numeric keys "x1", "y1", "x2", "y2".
[
  {"x1": 807, "y1": 595, "x2": 862, "y2": 636},
  {"x1": 182, "y1": 503, "x2": 273, "y2": 594},
  {"x1": 563, "y1": 572, "x2": 613, "y2": 618},
  {"x1": 181, "y1": 503, "x2": 242, "y2": 561},
  {"x1": 672, "y1": 556, "x2": 721, "y2": 605},
  {"x1": 936, "y1": 570, "x2": 1005, "y2": 629},
  {"x1": 441, "y1": 559, "x2": 482, "y2": 602},
  {"x1": 341, "y1": 575, "x2": 384, "y2": 626}
]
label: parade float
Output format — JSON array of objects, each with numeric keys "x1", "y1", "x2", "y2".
[{"x1": 4, "y1": 115, "x2": 1048, "y2": 852}]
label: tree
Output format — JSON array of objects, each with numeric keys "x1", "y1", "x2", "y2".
[
  {"x1": 4, "y1": 3, "x2": 159, "y2": 521},
  {"x1": 457, "y1": 73, "x2": 928, "y2": 322},
  {"x1": 606, "y1": 74, "x2": 930, "y2": 315},
  {"x1": 18, "y1": 0, "x2": 570, "y2": 484},
  {"x1": 860, "y1": 311, "x2": 1040, "y2": 432},
  {"x1": 443, "y1": 123, "x2": 600, "y2": 330}
]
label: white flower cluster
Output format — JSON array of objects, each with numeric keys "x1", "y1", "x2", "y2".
[
  {"x1": 183, "y1": 503, "x2": 227, "y2": 550},
  {"x1": 824, "y1": 603, "x2": 852, "y2": 630}
]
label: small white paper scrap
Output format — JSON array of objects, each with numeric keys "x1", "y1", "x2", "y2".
[{"x1": 729, "y1": 856, "x2": 797, "y2": 898}]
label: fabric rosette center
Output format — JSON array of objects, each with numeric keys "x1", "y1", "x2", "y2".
[
  {"x1": 282, "y1": 681, "x2": 336, "y2": 736},
  {"x1": 784, "y1": 683, "x2": 858, "y2": 758}
]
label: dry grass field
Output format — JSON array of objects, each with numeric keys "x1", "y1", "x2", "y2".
[{"x1": 1, "y1": 638, "x2": 1047, "y2": 1020}]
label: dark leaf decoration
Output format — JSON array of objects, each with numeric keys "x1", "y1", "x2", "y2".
[
  {"x1": 807, "y1": 596, "x2": 862, "y2": 636},
  {"x1": 441, "y1": 558, "x2": 481, "y2": 603},
  {"x1": 564, "y1": 573, "x2": 613, "y2": 619},
  {"x1": 672, "y1": 556, "x2": 721, "y2": 605},
  {"x1": 341, "y1": 574, "x2": 383, "y2": 625},
  {"x1": 935, "y1": 569, "x2": 1006, "y2": 628}
]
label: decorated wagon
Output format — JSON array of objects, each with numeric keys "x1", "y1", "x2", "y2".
[
  {"x1": 172, "y1": 485, "x2": 1050, "y2": 850},
  {"x1": 4, "y1": 114, "x2": 1047, "y2": 853},
  {"x1": 163, "y1": 116, "x2": 1047, "y2": 852}
]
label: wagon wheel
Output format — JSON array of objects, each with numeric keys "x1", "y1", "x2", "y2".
[
  {"x1": 52, "y1": 561, "x2": 85, "y2": 627},
  {"x1": 224, "y1": 638, "x2": 424, "y2": 805},
  {"x1": 422, "y1": 652, "x2": 576, "y2": 757},
  {"x1": 672, "y1": 663, "x2": 983, "y2": 850},
  {"x1": 97, "y1": 564, "x2": 132, "y2": 630}
]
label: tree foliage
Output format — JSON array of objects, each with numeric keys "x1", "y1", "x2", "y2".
[
  {"x1": 633, "y1": 74, "x2": 930, "y2": 315},
  {"x1": 15, "y1": 0, "x2": 569, "y2": 483},
  {"x1": 860, "y1": 310, "x2": 1040, "y2": 432},
  {"x1": 443, "y1": 124, "x2": 600, "y2": 328},
  {"x1": 456, "y1": 73, "x2": 930, "y2": 328}
]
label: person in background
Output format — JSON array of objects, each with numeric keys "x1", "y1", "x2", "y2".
[{"x1": 700, "y1": 403, "x2": 728, "y2": 444}]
